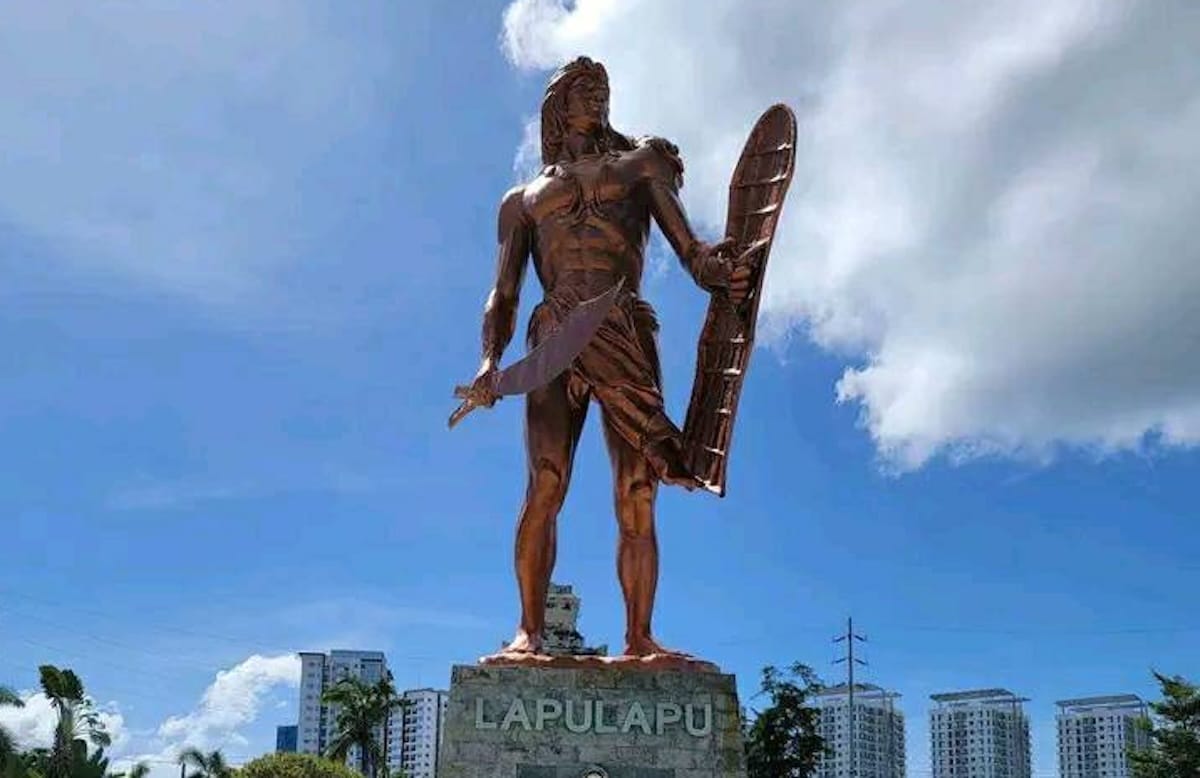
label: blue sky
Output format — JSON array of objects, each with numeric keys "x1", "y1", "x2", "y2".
[{"x1": 2, "y1": 2, "x2": 1198, "y2": 777}]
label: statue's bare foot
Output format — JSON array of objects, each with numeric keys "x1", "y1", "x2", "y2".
[
  {"x1": 503, "y1": 629, "x2": 543, "y2": 655},
  {"x1": 624, "y1": 634, "x2": 692, "y2": 658}
]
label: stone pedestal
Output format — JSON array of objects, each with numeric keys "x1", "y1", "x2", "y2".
[{"x1": 438, "y1": 664, "x2": 747, "y2": 778}]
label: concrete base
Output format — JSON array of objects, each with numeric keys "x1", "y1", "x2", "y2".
[{"x1": 438, "y1": 664, "x2": 747, "y2": 778}]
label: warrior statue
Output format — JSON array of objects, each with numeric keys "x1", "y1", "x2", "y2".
[{"x1": 451, "y1": 56, "x2": 795, "y2": 661}]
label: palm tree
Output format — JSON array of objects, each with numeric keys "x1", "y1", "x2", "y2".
[
  {"x1": 321, "y1": 676, "x2": 402, "y2": 778},
  {"x1": 4, "y1": 749, "x2": 46, "y2": 778},
  {"x1": 0, "y1": 686, "x2": 25, "y2": 770},
  {"x1": 67, "y1": 744, "x2": 111, "y2": 778},
  {"x1": 107, "y1": 761, "x2": 151, "y2": 778},
  {"x1": 37, "y1": 666, "x2": 110, "y2": 778},
  {"x1": 178, "y1": 748, "x2": 234, "y2": 778}
]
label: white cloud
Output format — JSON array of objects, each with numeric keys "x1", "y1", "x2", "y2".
[
  {"x1": 0, "y1": 691, "x2": 127, "y2": 753},
  {"x1": 0, "y1": 4, "x2": 399, "y2": 310},
  {"x1": 156, "y1": 654, "x2": 300, "y2": 751},
  {"x1": 500, "y1": 0, "x2": 1200, "y2": 469},
  {"x1": 1, "y1": 656, "x2": 297, "y2": 778}
]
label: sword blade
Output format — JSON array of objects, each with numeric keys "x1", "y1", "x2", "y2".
[{"x1": 494, "y1": 278, "x2": 624, "y2": 396}]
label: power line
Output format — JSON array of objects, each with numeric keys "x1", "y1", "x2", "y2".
[
  {"x1": 0, "y1": 604, "x2": 266, "y2": 675},
  {"x1": 2, "y1": 631, "x2": 194, "y2": 688},
  {"x1": 0, "y1": 588, "x2": 444, "y2": 662},
  {"x1": 0, "y1": 587, "x2": 294, "y2": 649},
  {"x1": 6, "y1": 584, "x2": 1198, "y2": 647}
]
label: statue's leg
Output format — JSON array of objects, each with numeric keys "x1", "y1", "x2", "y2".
[
  {"x1": 601, "y1": 414, "x2": 665, "y2": 657},
  {"x1": 508, "y1": 370, "x2": 589, "y2": 654}
]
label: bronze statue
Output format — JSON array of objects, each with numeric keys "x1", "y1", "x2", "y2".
[{"x1": 451, "y1": 57, "x2": 795, "y2": 663}]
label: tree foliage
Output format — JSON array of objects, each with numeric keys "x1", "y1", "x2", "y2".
[
  {"x1": 179, "y1": 748, "x2": 235, "y2": 778},
  {"x1": 237, "y1": 753, "x2": 364, "y2": 778},
  {"x1": 1131, "y1": 671, "x2": 1200, "y2": 778},
  {"x1": 37, "y1": 666, "x2": 111, "y2": 778},
  {"x1": 111, "y1": 764, "x2": 149, "y2": 778},
  {"x1": 2, "y1": 670, "x2": 145, "y2": 778},
  {"x1": 0, "y1": 686, "x2": 26, "y2": 770},
  {"x1": 743, "y1": 662, "x2": 826, "y2": 778},
  {"x1": 321, "y1": 677, "x2": 403, "y2": 778}
]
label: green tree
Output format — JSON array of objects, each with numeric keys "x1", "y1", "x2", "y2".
[
  {"x1": 64, "y1": 744, "x2": 111, "y2": 778},
  {"x1": 178, "y1": 748, "x2": 234, "y2": 778},
  {"x1": 110, "y1": 763, "x2": 149, "y2": 778},
  {"x1": 0, "y1": 686, "x2": 26, "y2": 770},
  {"x1": 1131, "y1": 671, "x2": 1200, "y2": 777},
  {"x1": 321, "y1": 677, "x2": 402, "y2": 778},
  {"x1": 37, "y1": 666, "x2": 110, "y2": 778},
  {"x1": 237, "y1": 753, "x2": 364, "y2": 778},
  {"x1": 7, "y1": 748, "x2": 49, "y2": 778},
  {"x1": 743, "y1": 662, "x2": 827, "y2": 778},
  {"x1": 19, "y1": 744, "x2": 149, "y2": 778}
]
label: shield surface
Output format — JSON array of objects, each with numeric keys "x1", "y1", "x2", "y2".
[{"x1": 681, "y1": 104, "x2": 797, "y2": 496}]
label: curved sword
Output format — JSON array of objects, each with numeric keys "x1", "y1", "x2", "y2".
[{"x1": 448, "y1": 278, "x2": 625, "y2": 429}]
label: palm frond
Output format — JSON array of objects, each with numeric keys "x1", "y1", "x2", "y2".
[
  {"x1": 37, "y1": 667, "x2": 84, "y2": 706},
  {"x1": 177, "y1": 748, "x2": 207, "y2": 769},
  {"x1": 0, "y1": 729, "x2": 17, "y2": 766},
  {"x1": 207, "y1": 751, "x2": 232, "y2": 778},
  {"x1": 324, "y1": 733, "x2": 356, "y2": 765},
  {"x1": 320, "y1": 678, "x2": 371, "y2": 707}
]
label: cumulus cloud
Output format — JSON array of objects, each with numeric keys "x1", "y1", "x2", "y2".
[
  {"x1": 156, "y1": 654, "x2": 300, "y2": 751},
  {"x1": 0, "y1": 691, "x2": 127, "y2": 753},
  {"x1": 500, "y1": 0, "x2": 1200, "y2": 469},
  {"x1": 0, "y1": 4, "x2": 398, "y2": 309},
  {"x1": 0, "y1": 655, "x2": 296, "y2": 778}
]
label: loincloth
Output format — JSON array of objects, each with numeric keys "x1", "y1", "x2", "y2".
[{"x1": 528, "y1": 287, "x2": 685, "y2": 475}]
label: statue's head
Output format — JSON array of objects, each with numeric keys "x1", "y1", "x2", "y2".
[{"x1": 540, "y1": 56, "x2": 633, "y2": 166}]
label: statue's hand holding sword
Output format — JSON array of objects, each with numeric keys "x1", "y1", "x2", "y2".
[
  {"x1": 448, "y1": 364, "x2": 501, "y2": 429},
  {"x1": 448, "y1": 278, "x2": 627, "y2": 429}
]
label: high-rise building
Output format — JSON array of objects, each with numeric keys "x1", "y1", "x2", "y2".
[
  {"x1": 296, "y1": 650, "x2": 389, "y2": 775},
  {"x1": 1056, "y1": 695, "x2": 1150, "y2": 778},
  {"x1": 929, "y1": 689, "x2": 1032, "y2": 778},
  {"x1": 813, "y1": 683, "x2": 906, "y2": 778},
  {"x1": 275, "y1": 725, "x2": 298, "y2": 753},
  {"x1": 386, "y1": 688, "x2": 448, "y2": 778}
]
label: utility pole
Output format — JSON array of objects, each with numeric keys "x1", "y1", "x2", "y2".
[{"x1": 833, "y1": 617, "x2": 867, "y2": 778}]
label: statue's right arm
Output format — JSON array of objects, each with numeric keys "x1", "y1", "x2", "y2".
[{"x1": 478, "y1": 186, "x2": 531, "y2": 375}]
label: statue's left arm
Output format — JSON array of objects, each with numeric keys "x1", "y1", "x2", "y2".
[{"x1": 638, "y1": 137, "x2": 732, "y2": 293}]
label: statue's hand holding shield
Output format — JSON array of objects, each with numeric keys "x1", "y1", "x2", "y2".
[{"x1": 691, "y1": 237, "x2": 757, "y2": 308}]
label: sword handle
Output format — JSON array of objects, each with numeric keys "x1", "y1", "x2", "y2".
[
  {"x1": 448, "y1": 384, "x2": 476, "y2": 429},
  {"x1": 448, "y1": 400, "x2": 476, "y2": 429},
  {"x1": 447, "y1": 380, "x2": 501, "y2": 429}
]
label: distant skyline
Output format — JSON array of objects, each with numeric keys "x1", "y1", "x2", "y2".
[{"x1": 2, "y1": 2, "x2": 1198, "y2": 778}]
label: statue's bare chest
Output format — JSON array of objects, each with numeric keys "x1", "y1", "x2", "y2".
[{"x1": 523, "y1": 152, "x2": 644, "y2": 226}]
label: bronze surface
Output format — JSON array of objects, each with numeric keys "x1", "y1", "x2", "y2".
[
  {"x1": 682, "y1": 105, "x2": 797, "y2": 496},
  {"x1": 453, "y1": 56, "x2": 790, "y2": 665}
]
